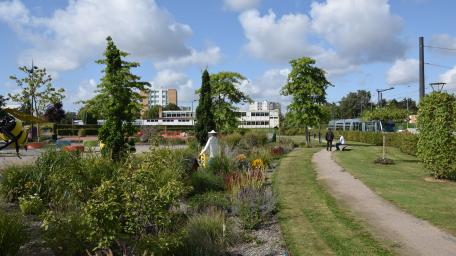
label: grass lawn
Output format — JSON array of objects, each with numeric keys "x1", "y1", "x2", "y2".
[
  {"x1": 273, "y1": 147, "x2": 393, "y2": 255},
  {"x1": 333, "y1": 142, "x2": 456, "y2": 236}
]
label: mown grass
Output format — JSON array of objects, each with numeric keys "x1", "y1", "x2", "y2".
[
  {"x1": 273, "y1": 147, "x2": 393, "y2": 256},
  {"x1": 334, "y1": 141, "x2": 456, "y2": 236}
]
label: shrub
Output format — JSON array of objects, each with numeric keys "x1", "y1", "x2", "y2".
[
  {"x1": 19, "y1": 194, "x2": 44, "y2": 215},
  {"x1": 0, "y1": 210, "x2": 28, "y2": 255},
  {"x1": 232, "y1": 187, "x2": 276, "y2": 230},
  {"x1": 0, "y1": 165, "x2": 36, "y2": 202},
  {"x1": 188, "y1": 192, "x2": 231, "y2": 213},
  {"x1": 78, "y1": 129, "x2": 86, "y2": 137},
  {"x1": 249, "y1": 147, "x2": 272, "y2": 168},
  {"x1": 191, "y1": 170, "x2": 225, "y2": 194},
  {"x1": 222, "y1": 133, "x2": 242, "y2": 149},
  {"x1": 41, "y1": 210, "x2": 89, "y2": 256},
  {"x1": 84, "y1": 148, "x2": 190, "y2": 251},
  {"x1": 178, "y1": 211, "x2": 233, "y2": 256},
  {"x1": 206, "y1": 155, "x2": 234, "y2": 175},
  {"x1": 417, "y1": 92, "x2": 456, "y2": 180},
  {"x1": 239, "y1": 131, "x2": 268, "y2": 148}
]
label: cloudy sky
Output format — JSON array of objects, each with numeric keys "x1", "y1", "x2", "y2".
[{"x1": 0, "y1": 0, "x2": 455, "y2": 111}]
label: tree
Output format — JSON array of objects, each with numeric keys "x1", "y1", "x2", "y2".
[
  {"x1": 90, "y1": 36, "x2": 149, "y2": 160},
  {"x1": 77, "y1": 107, "x2": 99, "y2": 125},
  {"x1": 196, "y1": 72, "x2": 251, "y2": 132},
  {"x1": 281, "y1": 57, "x2": 331, "y2": 144},
  {"x1": 387, "y1": 98, "x2": 418, "y2": 114},
  {"x1": 163, "y1": 103, "x2": 180, "y2": 111},
  {"x1": 362, "y1": 107, "x2": 408, "y2": 123},
  {"x1": 9, "y1": 65, "x2": 65, "y2": 141},
  {"x1": 141, "y1": 105, "x2": 160, "y2": 119},
  {"x1": 0, "y1": 94, "x2": 6, "y2": 108},
  {"x1": 9, "y1": 65, "x2": 65, "y2": 117},
  {"x1": 44, "y1": 102, "x2": 66, "y2": 123},
  {"x1": 339, "y1": 90, "x2": 372, "y2": 118},
  {"x1": 195, "y1": 70, "x2": 216, "y2": 146}
]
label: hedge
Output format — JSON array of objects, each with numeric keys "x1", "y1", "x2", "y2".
[
  {"x1": 333, "y1": 131, "x2": 418, "y2": 156},
  {"x1": 417, "y1": 92, "x2": 456, "y2": 180}
]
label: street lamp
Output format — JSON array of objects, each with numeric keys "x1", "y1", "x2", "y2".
[
  {"x1": 191, "y1": 99, "x2": 198, "y2": 126},
  {"x1": 376, "y1": 87, "x2": 394, "y2": 107}
]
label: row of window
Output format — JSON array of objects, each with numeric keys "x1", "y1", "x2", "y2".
[{"x1": 240, "y1": 121, "x2": 270, "y2": 126}]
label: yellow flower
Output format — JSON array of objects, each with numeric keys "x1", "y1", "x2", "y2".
[{"x1": 251, "y1": 159, "x2": 264, "y2": 170}]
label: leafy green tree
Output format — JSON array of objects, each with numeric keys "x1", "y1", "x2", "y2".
[
  {"x1": 208, "y1": 72, "x2": 251, "y2": 132},
  {"x1": 362, "y1": 107, "x2": 408, "y2": 123},
  {"x1": 44, "y1": 102, "x2": 66, "y2": 123},
  {"x1": 417, "y1": 92, "x2": 456, "y2": 180},
  {"x1": 281, "y1": 57, "x2": 331, "y2": 144},
  {"x1": 9, "y1": 65, "x2": 65, "y2": 117},
  {"x1": 141, "y1": 105, "x2": 161, "y2": 119},
  {"x1": 90, "y1": 36, "x2": 149, "y2": 160},
  {"x1": 339, "y1": 90, "x2": 373, "y2": 118},
  {"x1": 387, "y1": 98, "x2": 418, "y2": 114},
  {"x1": 163, "y1": 103, "x2": 180, "y2": 111},
  {"x1": 77, "y1": 107, "x2": 99, "y2": 125},
  {"x1": 195, "y1": 70, "x2": 216, "y2": 146},
  {"x1": 9, "y1": 65, "x2": 65, "y2": 141}
]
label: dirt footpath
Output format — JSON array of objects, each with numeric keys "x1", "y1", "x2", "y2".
[{"x1": 312, "y1": 149, "x2": 456, "y2": 256}]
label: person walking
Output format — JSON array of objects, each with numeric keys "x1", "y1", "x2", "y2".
[
  {"x1": 336, "y1": 135, "x2": 345, "y2": 151},
  {"x1": 325, "y1": 128, "x2": 334, "y2": 151}
]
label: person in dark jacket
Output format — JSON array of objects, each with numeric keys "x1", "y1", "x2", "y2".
[{"x1": 325, "y1": 128, "x2": 334, "y2": 151}]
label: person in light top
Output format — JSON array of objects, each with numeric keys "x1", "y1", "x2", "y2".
[
  {"x1": 336, "y1": 135, "x2": 345, "y2": 151},
  {"x1": 200, "y1": 130, "x2": 219, "y2": 165}
]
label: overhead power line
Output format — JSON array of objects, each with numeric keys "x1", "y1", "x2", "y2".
[
  {"x1": 425, "y1": 45, "x2": 456, "y2": 51},
  {"x1": 425, "y1": 62, "x2": 454, "y2": 70}
]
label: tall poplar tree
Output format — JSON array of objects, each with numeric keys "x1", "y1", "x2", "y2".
[
  {"x1": 91, "y1": 36, "x2": 148, "y2": 160},
  {"x1": 195, "y1": 70, "x2": 216, "y2": 146}
]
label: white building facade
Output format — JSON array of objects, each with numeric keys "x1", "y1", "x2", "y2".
[{"x1": 249, "y1": 101, "x2": 281, "y2": 112}]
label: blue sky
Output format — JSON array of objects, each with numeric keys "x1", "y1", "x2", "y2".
[{"x1": 0, "y1": 0, "x2": 455, "y2": 112}]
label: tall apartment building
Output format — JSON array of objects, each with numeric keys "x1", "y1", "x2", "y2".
[
  {"x1": 148, "y1": 88, "x2": 177, "y2": 106},
  {"x1": 249, "y1": 101, "x2": 281, "y2": 112}
]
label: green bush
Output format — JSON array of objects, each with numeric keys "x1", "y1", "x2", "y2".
[
  {"x1": 0, "y1": 210, "x2": 28, "y2": 255},
  {"x1": 206, "y1": 155, "x2": 234, "y2": 175},
  {"x1": 191, "y1": 170, "x2": 225, "y2": 194},
  {"x1": 178, "y1": 211, "x2": 233, "y2": 256},
  {"x1": 222, "y1": 132, "x2": 242, "y2": 149},
  {"x1": 41, "y1": 211, "x2": 89, "y2": 256},
  {"x1": 417, "y1": 92, "x2": 456, "y2": 180},
  {"x1": 83, "y1": 148, "x2": 189, "y2": 252},
  {"x1": 188, "y1": 192, "x2": 231, "y2": 213},
  {"x1": 0, "y1": 165, "x2": 36, "y2": 202},
  {"x1": 232, "y1": 187, "x2": 276, "y2": 230},
  {"x1": 19, "y1": 194, "x2": 44, "y2": 215},
  {"x1": 334, "y1": 130, "x2": 418, "y2": 156},
  {"x1": 249, "y1": 147, "x2": 273, "y2": 168},
  {"x1": 239, "y1": 131, "x2": 268, "y2": 148},
  {"x1": 78, "y1": 129, "x2": 86, "y2": 137}
]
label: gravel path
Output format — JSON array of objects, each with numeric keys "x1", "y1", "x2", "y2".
[{"x1": 312, "y1": 149, "x2": 456, "y2": 256}]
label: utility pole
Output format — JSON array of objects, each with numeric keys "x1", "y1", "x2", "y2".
[{"x1": 419, "y1": 36, "x2": 425, "y2": 100}]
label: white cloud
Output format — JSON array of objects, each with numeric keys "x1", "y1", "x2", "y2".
[
  {"x1": 430, "y1": 34, "x2": 456, "y2": 55},
  {"x1": 75, "y1": 79, "x2": 98, "y2": 102},
  {"x1": 224, "y1": 0, "x2": 262, "y2": 11},
  {"x1": 244, "y1": 68, "x2": 291, "y2": 107},
  {"x1": 0, "y1": 0, "x2": 220, "y2": 72},
  {"x1": 387, "y1": 58, "x2": 419, "y2": 85},
  {"x1": 151, "y1": 69, "x2": 196, "y2": 104},
  {"x1": 239, "y1": 9, "x2": 320, "y2": 62},
  {"x1": 439, "y1": 66, "x2": 456, "y2": 90},
  {"x1": 310, "y1": 0, "x2": 405, "y2": 63},
  {"x1": 154, "y1": 46, "x2": 221, "y2": 70},
  {"x1": 238, "y1": 1, "x2": 406, "y2": 78}
]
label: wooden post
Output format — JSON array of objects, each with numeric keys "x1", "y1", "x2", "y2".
[{"x1": 382, "y1": 134, "x2": 386, "y2": 159}]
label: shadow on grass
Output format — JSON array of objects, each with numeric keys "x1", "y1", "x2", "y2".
[{"x1": 394, "y1": 159, "x2": 420, "y2": 163}]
